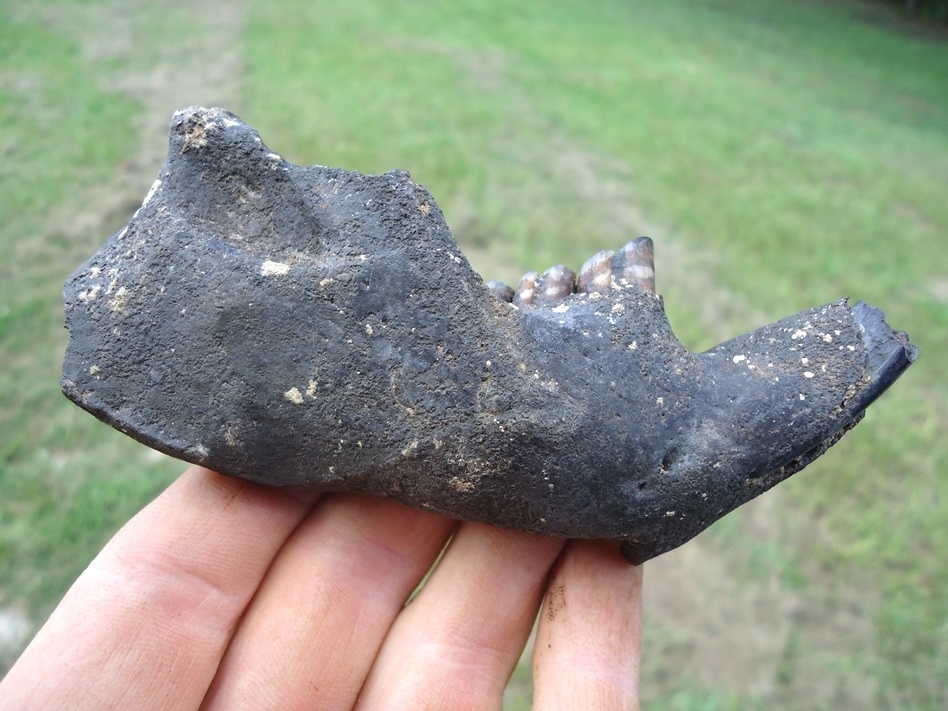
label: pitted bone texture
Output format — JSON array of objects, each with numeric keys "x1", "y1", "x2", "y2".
[{"x1": 61, "y1": 107, "x2": 918, "y2": 564}]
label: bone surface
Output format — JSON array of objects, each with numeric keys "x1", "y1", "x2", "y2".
[{"x1": 61, "y1": 107, "x2": 918, "y2": 564}]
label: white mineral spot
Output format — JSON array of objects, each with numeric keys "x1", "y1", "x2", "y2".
[
  {"x1": 365, "y1": 323, "x2": 374, "y2": 336},
  {"x1": 261, "y1": 260, "x2": 289, "y2": 276},
  {"x1": 451, "y1": 477, "x2": 474, "y2": 492},
  {"x1": 822, "y1": 333, "x2": 832, "y2": 343},
  {"x1": 306, "y1": 379, "x2": 319, "y2": 398},
  {"x1": 110, "y1": 286, "x2": 129, "y2": 313},
  {"x1": 732, "y1": 355, "x2": 747, "y2": 364},
  {"x1": 79, "y1": 285, "x2": 102, "y2": 302},
  {"x1": 629, "y1": 340, "x2": 638, "y2": 350},
  {"x1": 611, "y1": 302, "x2": 625, "y2": 314},
  {"x1": 801, "y1": 357, "x2": 809, "y2": 365},
  {"x1": 656, "y1": 397, "x2": 664, "y2": 406},
  {"x1": 799, "y1": 394, "x2": 806, "y2": 400},
  {"x1": 284, "y1": 387, "x2": 304, "y2": 404},
  {"x1": 666, "y1": 511, "x2": 676, "y2": 517},
  {"x1": 791, "y1": 329, "x2": 807, "y2": 340},
  {"x1": 552, "y1": 303, "x2": 569, "y2": 313},
  {"x1": 142, "y1": 179, "x2": 162, "y2": 207},
  {"x1": 803, "y1": 371, "x2": 815, "y2": 378},
  {"x1": 89, "y1": 365, "x2": 101, "y2": 376},
  {"x1": 319, "y1": 277, "x2": 333, "y2": 287}
]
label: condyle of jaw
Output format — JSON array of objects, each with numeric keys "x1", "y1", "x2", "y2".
[{"x1": 61, "y1": 107, "x2": 918, "y2": 564}]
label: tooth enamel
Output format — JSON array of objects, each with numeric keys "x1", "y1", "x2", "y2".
[
  {"x1": 486, "y1": 279, "x2": 514, "y2": 303},
  {"x1": 614, "y1": 236, "x2": 656, "y2": 293},
  {"x1": 538, "y1": 264, "x2": 576, "y2": 302},
  {"x1": 579, "y1": 250, "x2": 614, "y2": 293},
  {"x1": 513, "y1": 271, "x2": 539, "y2": 307}
]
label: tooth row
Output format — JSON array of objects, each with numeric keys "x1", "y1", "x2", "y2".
[{"x1": 490, "y1": 236, "x2": 655, "y2": 305}]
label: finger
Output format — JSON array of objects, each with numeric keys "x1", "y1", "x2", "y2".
[
  {"x1": 201, "y1": 493, "x2": 455, "y2": 710},
  {"x1": 0, "y1": 466, "x2": 319, "y2": 711},
  {"x1": 532, "y1": 540, "x2": 643, "y2": 711},
  {"x1": 355, "y1": 524, "x2": 565, "y2": 710}
]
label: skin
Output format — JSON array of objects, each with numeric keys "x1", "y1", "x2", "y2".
[{"x1": 0, "y1": 465, "x2": 642, "y2": 710}]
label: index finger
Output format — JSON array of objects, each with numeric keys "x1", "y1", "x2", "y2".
[{"x1": 0, "y1": 466, "x2": 318, "y2": 711}]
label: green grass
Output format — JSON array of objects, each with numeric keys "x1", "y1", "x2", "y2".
[
  {"x1": 241, "y1": 3, "x2": 947, "y2": 703},
  {"x1": 0, "y1": 0, "x2": 200, "y2": 661},
  {"x1": 2, "y1": 0, "x2": 946, "y2": 707}
]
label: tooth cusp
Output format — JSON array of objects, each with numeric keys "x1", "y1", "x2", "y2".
[
  {"x1": 614, "y1": 236, "x2": 655, "y2": 293},
  {"x1": 537, "y1": 264, "x2": 576, "y2": 303},
  {"x1": 579, "y1": 250, "x2": 615, "y2": 294},
  {"x1": 498, "y1": 237, "x2": 656, "y2": 307},
  {"x1": 486, "y1": 279, "x2": 515, "y2": 303},
  {"x1": 513, "y1": 271, "x2": 539, "y2": 307}
]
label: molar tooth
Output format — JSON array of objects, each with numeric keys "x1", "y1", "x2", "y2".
[
  {"x1": 513, "y1": 271, "x2": 539, "y2": 307},
  {"x1": 486, "y1": 279, "x2": 514, "y2": 303},
  {"x1": 536, "y1": 264, "x2": 576, "y2": 303},
  {"x1": 578, "y1": 250, "x2": 615, "y2": 294},
  {"x1": 614, "y1": 236, "x2": 655, "y2": 294}
]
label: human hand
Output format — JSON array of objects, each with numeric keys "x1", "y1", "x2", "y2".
[{"x1": 0, "y1": 465, "x2": 642, "y2": 709}]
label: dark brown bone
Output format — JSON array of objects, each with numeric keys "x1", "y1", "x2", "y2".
[{"x1": 61, "y1": 107, "x2": 917, "y2": 564}]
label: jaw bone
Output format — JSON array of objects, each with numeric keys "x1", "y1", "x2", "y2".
[{"x1": 61, "y1": 107, "x2": 917, "y2": 564}]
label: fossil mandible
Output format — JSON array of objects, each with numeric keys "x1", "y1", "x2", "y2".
[{"x1": 61, "y1": 107, "x2": 917, "y2": 564}]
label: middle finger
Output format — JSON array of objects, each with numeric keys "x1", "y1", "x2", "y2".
[{"x1": 355, "y1": 523, "x2": 565, "y2": 710}]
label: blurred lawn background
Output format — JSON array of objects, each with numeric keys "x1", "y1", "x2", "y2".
[{"x1": 1, "y1": 0, "x2": 945, "y2": 707}]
